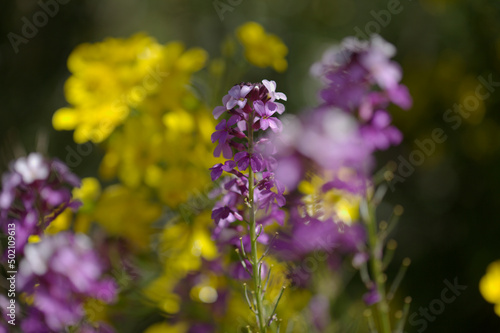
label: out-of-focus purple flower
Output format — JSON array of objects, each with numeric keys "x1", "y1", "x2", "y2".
[
  {"x1": 0, "y1": 153, "x2": 81, "y2": 252},
  {"x1": 309, "y1": 295, "x2": 330, "y2": 331},
  {"x1": 363, "y1": 287, "x2": 381, "y2": 306},
  {"x1": 274, "y1": 213, "x2": 365, "y2": 261},
  {"x1": 230, "y1": 259, "x2": 269, "y2": 281},
  {"x1": 310, "y1": 35, "x2": 412, "y2": 154},
  {"x1": 360, "y1": 110, "x2": 403, "y2": 150},
  {"x1": 274, "y1": 108, "x2": 373, "y2": 189},
  {"x1": 18, "y1": 232, "x2": 117, "y2": 332},
  {"x1": 188, "y1": 323, "x2": 215, "y2": 333}
]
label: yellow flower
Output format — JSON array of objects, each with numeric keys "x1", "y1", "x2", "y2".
[
  {"x1": 143, "y1": 322, "x2": 188, "y2": 333},
  {"x1": 158, "y1": 211, "x2": 218, "y2": 274},
  {"x1": 299, "y1": 170, "x2": 361, "y2": 224},
  {"x1": 236, "y1": 22, "x2": 288, "y2": 72},
  {"x1": 480, "y1": 260, "x2": 500, "y2": 316},
  {"x1": 53, "y1": 33, "x2": 208, "y2": 143},
  {"x1": 143, "y1": 274, "x2": 182, "y2": 314},
  {"x1": 93, "y1": 185, "x2": 162, "y2": 250}
]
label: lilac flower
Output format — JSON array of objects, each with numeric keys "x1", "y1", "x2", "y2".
[
  {"x1": 0, "y1": 153, "x2": 81, "y2": 252},
  {"x1": 262, "y1": 80, "x2": 287, "y2": 102},
  {"x1": 212, "y1": 116, "x2": 239, "y2": 159},
  {"x1": 213, "y1": 95, "x2": 232, "y2": 119},
  {"x1": 230, "y1": 258, "x2": 269, "y2": 280},
  {"x1": 209, "y1": 160, "x2": 236, "y2": 181},
  {"x1": 360, "y1": 110, "x2": 403, "y2": 150},
  {"x1": 234, "y1": 151, "x2": 264, "y2": 172},
  {"x1": 363, "y1": 287, "x2": 381, "y2": 306},
  {"x1": 262, "y1": 79, "x2": 287, "y2": 114},
  {"x1": 253, "y1": 100, "x2": 283, "y2": 132},
  {"x1": 309, "y1": 295, "x2": 330, "y2": 331},
  {"x1": 280, "y1": 108, "x2": 373, "y2": 180},
  {"x1": 210, "y1": 81, "x2": 287, "y2": 302},
  {"x1": 312, "y1": 34, "x2": 412, "y2": 135},
  {"x1": 273, "y1": 213, "x2": 366, "y2": 261},
  {"x1": 18, "y1": 232, "x2": 117, "y2": 332},
  {"x1": 226, "y1": 85, "x2": 252, "y2": 109}
]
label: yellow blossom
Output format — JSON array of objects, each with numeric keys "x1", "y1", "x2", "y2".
[
  {"x1": 53, "y1": 33, "x2": 208, "y2": 143},
  {"x1": 93, "y1": 185, "x2": 162, "y2": 250},
  {"x1": 143, "y1": 322, "x2": 188, "y2": 333},
  {"x1": 299, "y1": 171, "x2": 361, "y2": 224},
  {"x1": 236, "y1": 22, "x2": 288, "y2": 72},
  {"x1": 480, "y1": 260, "x2": 500, "y2": 316}
]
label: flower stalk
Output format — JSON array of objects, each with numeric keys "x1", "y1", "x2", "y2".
[
  {"x1": 248, "y1": 117, "x2": 267, "y2": 333},
  {"x1": 365, "y1": 197, "x2": 392, "y2": 333}
]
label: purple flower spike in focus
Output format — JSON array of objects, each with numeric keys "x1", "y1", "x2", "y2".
[{"x1": 210, "y1": 80, "x2": 287, "y2": 330}]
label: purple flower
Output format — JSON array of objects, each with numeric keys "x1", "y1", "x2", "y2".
[
  {"x1": 273, "y1": 213, "x2": 365, "y2": 261},
  {"x1": 360, "y1": 110, "x2": 403, "y2": 150},
  {"x1": 363, "y1": 287, "x2": 381, "y2": 306},
  {"x1": 212, "y1": 116, "x2": 239, "y2": 159},
  {"x1": 210, "y1": 80, "x2": 287, "y2": 269},
  {"x1": 17, "y1": 232, "x2": 117, "y2": 332},
  {"x1": 262, "y1": 79, "x2": 287, "y2": 102},
  {"x1": 313, "y1": 34, "x2": 412, "y2": 119},
  {"x1": 253, "y1": 100, "x2": 283, "y2": 132},
  {"x1": 226, "y1": 85, "x2": 252, "y2": 109},
  {"x1": 213, "y1": 94, "x2": 232, "y2": 119},
  {"x1": 234, "y1": 151, "x2": 263, "y2": 172},
  {"x1": 209, "y1": 160, "x2": 236, "y2": 181},
  {"x1": 0, "y1": 153, "x2": 81, "y2": 253}
]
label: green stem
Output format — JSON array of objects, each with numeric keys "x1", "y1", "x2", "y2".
[
  {"x1": 248, "y1": 115, "x2": 266, "y2": 333},
  {"x1": 366, "y1": 199, "x2": 392, "y2": 333}
]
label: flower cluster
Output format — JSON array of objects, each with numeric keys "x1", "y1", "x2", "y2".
[
  {"x1": 311, "y1": 35, "x2": 412, "y2": 151},
  {"x1": 0, "y1": 154, "x2": 116, "y2": 332},
  {"x1": 210, "y1": 80, "x2": 287, "y2": 251},
  {"x1": 18, "y1": 232, "x2": 117, "y2": 332},
  {"x1": 275, "y1": 35, "x2": 412, "y2": 195},
  {"x1": 267, "y1": 35, "x2": 412, "y2": 319},
  {"x1": 236, "y1": 22, "x2": 288, "y2": 73},
  {"x1": 0, "y1": 153, "x2": 81, "y2": 252}
]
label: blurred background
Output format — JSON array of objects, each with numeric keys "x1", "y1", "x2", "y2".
[{"x1": 1, "y1": 0, "x2": 499, "y2": 331}]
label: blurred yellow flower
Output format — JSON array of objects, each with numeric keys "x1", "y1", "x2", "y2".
[
  {"x1": 480, "y1": 260, "x2": 500, "y2": 316},
  {"x1": 299, "y1": 171, "x2": 361, "y2": 224},
  {"x1": 143, "y1": 322, "x2": 188, "y2": 333},
  {"x1": 53, "y1": 33, "x2": 208, "y2": 143},
  {"x1": 93, "y1": 185, "x2": 162, "y2": 250},
  {"x1": 158, "y1": 212, "x2": 218, "y2": 274},
  {"x1": 236, "y1": 22, "x2": 288, "y2": 72},
  {"x1": 143, "y1": 274, "x2": 182, "y2": 314}
]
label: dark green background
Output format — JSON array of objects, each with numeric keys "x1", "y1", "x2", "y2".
[{"x1": 1, "y1": 0, "x2": 499, "y2": 332}]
